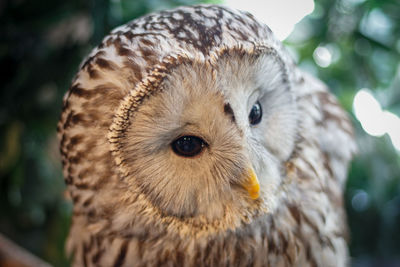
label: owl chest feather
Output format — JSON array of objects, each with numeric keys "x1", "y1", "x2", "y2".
[
  {"x1": 70, "y1": 203, "x2": 347, "y2": 267},
  {"x1": 68, "y1": 143, "x2": 349, "y2": 267}
]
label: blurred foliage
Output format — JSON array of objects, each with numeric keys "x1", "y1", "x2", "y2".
[{"x1": 0, "y1": 0, "x2": 399, "y2": 266}]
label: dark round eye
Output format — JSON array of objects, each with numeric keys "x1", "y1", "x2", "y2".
[
  {"x1": 249, "y1": 101, "x2": 262, "y2": 125},
  {"x1": 171, "y1": 136, "x2": 206, "y2": 157}
]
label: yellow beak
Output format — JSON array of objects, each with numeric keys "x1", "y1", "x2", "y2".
[{"x1": 243, "y1": 168, "x2": 260, "y2": 199}]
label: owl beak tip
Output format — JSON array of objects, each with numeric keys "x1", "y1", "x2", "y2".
[{"x1": 243, "y1": 168, "x2": 260, "y2": 200}]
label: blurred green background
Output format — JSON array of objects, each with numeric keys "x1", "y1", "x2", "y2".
[{"x1": 0, "y1": 0, "x2": 399, "y2": 266}]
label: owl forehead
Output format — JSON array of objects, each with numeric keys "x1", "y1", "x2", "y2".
[
  {"x1": 83, "y1": 5, "x2": 280, "y2": 74},
  {"x1": 160, "y1": 53, "x2": 261, "y2": 108},
  {"x1": 111, "y1": 5, "x2": 271, "y2": 55}
]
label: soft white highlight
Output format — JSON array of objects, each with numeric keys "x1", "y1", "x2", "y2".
[
  {"x1": 353, "y1": 89, "x2": 400, "y2": 150},
  {"x1": 224, "y1": 0, "x2": 314, "y2": 40}
]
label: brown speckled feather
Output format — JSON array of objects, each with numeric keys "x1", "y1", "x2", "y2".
[{"x1": 58, "y1": 4, "x2": 355, "y2": 266}]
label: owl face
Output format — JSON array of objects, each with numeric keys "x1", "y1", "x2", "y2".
[{"x1": 118, "y1": 50, "x2": 298, "y2": 224}]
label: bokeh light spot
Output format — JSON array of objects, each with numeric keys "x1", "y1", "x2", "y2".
[
  {"x1": 313, "y1": 46, "x2": 332, "y2": 68},
  {"x1": 351, "y1": 190, "x2": 370, "y2": 212}
]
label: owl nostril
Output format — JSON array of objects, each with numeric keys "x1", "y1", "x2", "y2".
[{"x1": 171, "y1": 135, "x2": 206, "y2": 157}]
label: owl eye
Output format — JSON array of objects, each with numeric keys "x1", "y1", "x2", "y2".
[
  {"x1": 249, "y1": 101, "x2": 262, "y2": 125},
  {"x1": 171, "y1": 136, "x2": 206, "y2": 157}
]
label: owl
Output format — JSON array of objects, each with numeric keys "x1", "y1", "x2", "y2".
[{"x1": 57, "y1": 4, "x2": 356, "y2": 267}]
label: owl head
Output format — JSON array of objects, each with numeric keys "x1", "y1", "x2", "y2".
[{"x1": 59, "y1": 5, "x2": 301, "y2": 237}]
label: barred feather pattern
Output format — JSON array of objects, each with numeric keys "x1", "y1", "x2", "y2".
[{"x1": 57, "y1": 5, "x2": 356, "y2": 266}]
